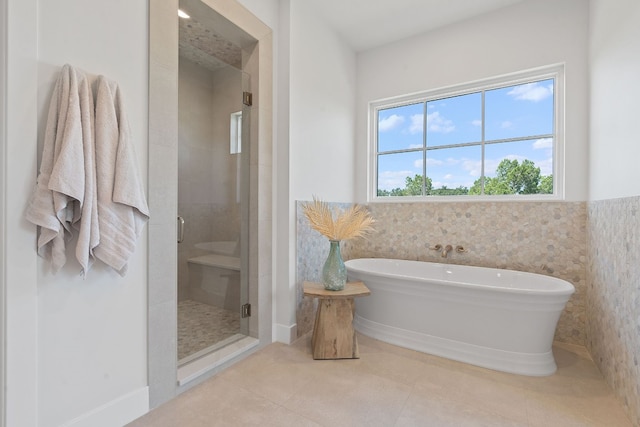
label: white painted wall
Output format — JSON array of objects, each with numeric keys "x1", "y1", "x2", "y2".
[
  {"x1": 5, "y1": 0, "x2": 149, "y2": 425},
  {"x1": 234, "y1": 0, "x2": 284, "y2": 342},
  {"x1": 289, "y1": 1, "x2": 357, "y2": 203},
  {"x1": 237, "y1": 0, "x2": 279, "y2": 30},
  {"x1": 0, "y1": 0, "x2": 7, "y2": 424},
  {"x1": 5, "y1": 0, "x2": 40, "y2": 425},
  {"x1": 238, "y1": 0, "x2": 360, "y2": 348},
  {"x1": 271, "y1": 0, "x2": 357, "y2": 340},
  {"x1": 355, "y1": 0, "x2": 589, "y2": 202},
  {"x1": 36, "y1": 0, "x2": 149, "y2": 424},
  {"x1": 274, "y1": 0, "x2": 292, "y2": 342},
  {"x1": 589, "y1": 0, "x2": 640, "y2": 201}
]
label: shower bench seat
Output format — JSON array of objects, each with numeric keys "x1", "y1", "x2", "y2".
[{"x1": 187, "y1": 254, "x2": 240, "y2": 271}]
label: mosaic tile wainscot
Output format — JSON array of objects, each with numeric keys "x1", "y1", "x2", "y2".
[
  {"x1": 587, "y1": 195, "x2": 640, "y2": 426},
  {"x1": 296, "y1": 200, "x2": 587, "y2": 346}
]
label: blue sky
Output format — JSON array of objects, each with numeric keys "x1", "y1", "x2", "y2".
[{"x1": 377, "y1": 78, "x2": 554, "y2": 191}]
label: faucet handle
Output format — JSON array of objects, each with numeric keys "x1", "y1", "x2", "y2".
[
  {"x1": 430, "y1": 244, "x2": 442, "y2": 251},
  {"x1": 455, "y1": 245, "x2": 467, "y2": 253}
]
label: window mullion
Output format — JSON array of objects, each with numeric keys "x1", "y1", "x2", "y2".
[
  {"x1": 422, "y1": 102, "x2": 428, "y2": 195},
  {"x1": 481, "y1": 90, "x2": 486, "y2": 195}
]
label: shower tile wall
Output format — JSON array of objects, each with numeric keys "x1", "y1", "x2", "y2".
[
  {"x1": 587, "y1": 196, "x2": 640, "y2": 425},
  {"x1": 296, "y1": 200, "x2": 587, "y2": 346},
  {"x1": 178, "y1": 58, "x2": 242, "y2": 300}
]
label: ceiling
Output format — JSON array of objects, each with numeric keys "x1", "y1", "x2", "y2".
[
  {"x1": 306, "y1": 0, "x2": 525, "y2": 52},
  {"x1": 179, "y1": 0, "x2": 527, "y2": 72},
  {"x1": 179, "y1": 0, "x2": 252, "y2": 72},
  {"x1": 179, "y1": 15, "x2": 242, "y2": 71}
]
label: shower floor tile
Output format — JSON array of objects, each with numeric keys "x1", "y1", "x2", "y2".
[{"x1": 177, "y1": 299, "x2": 241, "y2": 361}]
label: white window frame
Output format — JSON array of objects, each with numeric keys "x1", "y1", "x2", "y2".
[{"x1": 368, "y1": 64, "x2": 565, "y2": 202}]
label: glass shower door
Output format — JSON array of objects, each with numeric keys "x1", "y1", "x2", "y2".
[{"x1": 176, "y1": 1, "x2": 251, "y2": 364}]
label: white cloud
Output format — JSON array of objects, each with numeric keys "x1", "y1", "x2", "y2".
[
  {"x1": 377, "y1": 170, "x2": 412, "y2": 191},
  {"x1": 462, "y1": 159, "x2": 482, "y2": 177},
  {"x1": 532, "y1": 138, "x2": 553, "y2": 149},
  {"x1": 501, "y1": 121, "x2": 513, "y2": 129},
  {"x1": 426, "y1": 111, "x2": 455, "y2": 133},
  {"x1": 504, "y1": 154, "x2": 527, "y2": 162},
  {"x1": 444, "y1": 174, "x2": 453, "y2": 179},
  {"x1": 482, "y1": 158, "x2": 499, "y2": 176},
  {"x1": 378, "y1": 114, "x2": 404, "y2": 132},
  {"x1": 538, "y1": 157, "x2": 553, "y2": 175},
  {"x1": 507, "y1": 82, "x2": 553, "y2": 102},
  {"x1": 418, "y1": 157, "x2": 453, "y2": 169},
  {"x1": 471, "y1": 119, "x2": 482, "y2": 126},
  {"x1": 409, "y1": 114, "x2": 423, "y2": 134}
]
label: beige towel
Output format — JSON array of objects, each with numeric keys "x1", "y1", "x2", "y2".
[
  {"x1": 26, "y1": 64, "x2": 99, "y2": 273},
  {"x1": 93, "y1": 75, "x2": 149, "y2": 276}
]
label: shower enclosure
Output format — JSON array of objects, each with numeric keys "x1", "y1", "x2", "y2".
[{"x1": 176, "y1": 0, "x2": 251, "y2": 365}]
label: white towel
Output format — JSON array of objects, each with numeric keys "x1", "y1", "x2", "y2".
[
  {"x1": 93, "y1": 75, "x2": 149, "y2": 276},
  {"x1": 25, "y1": 64, "x2": 99, "y2": 273}
]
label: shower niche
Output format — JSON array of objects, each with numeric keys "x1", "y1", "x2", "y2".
[{"x1": 176, "y1": 0, "x2": 253, "y2": 366}]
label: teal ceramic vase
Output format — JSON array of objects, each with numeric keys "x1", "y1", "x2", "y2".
[{"x1": 322, "y1": 240, "x2": 347, "y2": 291}]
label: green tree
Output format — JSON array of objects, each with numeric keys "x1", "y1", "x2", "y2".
[
  {"x1": 377, "y1": 187, "x2": 405, "y2": 196},
  {"x1": 431, "y1": 185, "x2": 469, "y2": 196},
  {"x1": 497, "y1": 159, "x2": 541, "y2": 194},
  {"x1": 404, "y1": 174, "x2": 432, "y2": 196},
  {"x1": 379, "y1": 163, "x2": 551, "y2": 197},
  {"x1": 469, "y1": 159, "x2": 548, "y2": 195},
  {"x1": 378, "y1": 175, "x2": 434, "y2": 196},
  {"x1": 539, "y1": 175, "x2": 553, "y2": 194},
  {"x1": 469, "y1": 176, "x2": 511, "y2": 195}
]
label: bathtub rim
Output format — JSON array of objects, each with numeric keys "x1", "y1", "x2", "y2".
[{"x1": 345, "y1": 257, "x2": 575, "y2": 296}]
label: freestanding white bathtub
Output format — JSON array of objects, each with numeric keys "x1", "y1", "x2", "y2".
[{"x1": 345, "y1": 258, "x2": 575, "y2": 376}]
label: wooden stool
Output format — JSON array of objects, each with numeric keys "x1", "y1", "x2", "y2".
[{"x1": 303, "y1": 281, "x2": 370, "y2": 360}]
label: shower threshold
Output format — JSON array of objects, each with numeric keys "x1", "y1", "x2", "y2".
[{"x1": 177, "y1": 334, "x2": 259, "y2": 386}]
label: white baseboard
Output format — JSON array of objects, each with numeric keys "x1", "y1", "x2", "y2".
[
  {"x1": 61, "y1": 387, "x2": 149, "y2": 427},
  {"x1": 274, "y1": 322, "x2": 297, "y2": 344}
]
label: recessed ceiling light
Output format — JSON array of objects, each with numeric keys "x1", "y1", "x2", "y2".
[{"x1": 178, "y1": 9, "x2": 190, "y2": 19}]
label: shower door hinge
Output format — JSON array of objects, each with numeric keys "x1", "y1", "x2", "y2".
[
  {"x1": 241, "y1": 303, "x2": 252, "y2": 318},
  {"x1": 243, "y1": 91, "x2": 253, "y2": 106}
]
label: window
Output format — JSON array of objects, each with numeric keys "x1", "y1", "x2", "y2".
[
  {"x1": 230, "y1": 110, "x2": 242, "y2": 154},
  {"x1": 371, "y1": 65, "x2": 563, "y2": 200}
]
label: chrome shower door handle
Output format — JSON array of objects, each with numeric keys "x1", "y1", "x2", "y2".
[{"x1": 177, "y1": 216, "x2": 185, "y2": 243}]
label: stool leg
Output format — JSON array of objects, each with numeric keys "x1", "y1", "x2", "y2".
[{"x1": 312, "y1": 298, "x2": 359, "y2": 359}]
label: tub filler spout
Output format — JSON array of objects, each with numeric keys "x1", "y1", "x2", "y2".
[{"x1": 442, "y1": 244, "x2": 453, "y2": 258}]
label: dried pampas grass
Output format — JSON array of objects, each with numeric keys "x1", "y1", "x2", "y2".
[{"x1": 302, "y1": 197, "x2": 375, "y2": 241}]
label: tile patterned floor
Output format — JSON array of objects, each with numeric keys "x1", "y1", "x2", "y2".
[
  {"x1": 131, "y1": 334, "x2": 633, "y2": 426},
  {"x1": 178, "y1": 300, "x2": 241, "y2": 361}
]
